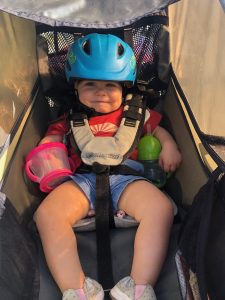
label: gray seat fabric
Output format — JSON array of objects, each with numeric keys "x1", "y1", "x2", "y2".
[
  {"x1": 38, "y1": 224, "x2": 182, "y2": 300},
  {"x1": 73, "y1": 215, "x2": 139, "y2": 232}
]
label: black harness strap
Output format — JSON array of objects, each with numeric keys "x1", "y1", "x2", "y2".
[
  {"x1": 76, "y1": 163, "x2": 142, "y2": 289},
  {"x1": 110, "y1": 164, "x2": 142, "y2": 176},
  {"x1": 70, "y1": 94, "x2": 147, "y2": 289},
  {"x1": 77, "y1": 163, "x2": 143, "y2": 177},
  {"x1": 70, "y1": 112, "x2": 87, "y2": 127},
  {"x1": 123, "y1": 110, "x2": 142, "y2": 121},
  {"x1": 124, "y1": 97, "x2": 143, "y2": 107},
  {"x1": 92, "y1": 163, "x2": 115, "y2": 289}
]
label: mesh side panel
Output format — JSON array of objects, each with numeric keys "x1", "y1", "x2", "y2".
[
  {"x1": 57, "y1": 32, "x2": 75, "y2": 51},
  {"x1": 40, "y1": 32, "x2": 79, "y2": 77},
  {"x1": 46, "y1": 96, "x2": 56, "y2": 108},
  {"x1": 41, "y1": 31, "x2": 55, "y2": 54},
  {"x1": 49, "y1": 53, "x2": 67, "y2": 75},
  {"x1": 39, "y1": 32, "x2": 80, "y2": 117},
  {"x1": 133, "y1": 24, "x2": 161, "y2": 85}
]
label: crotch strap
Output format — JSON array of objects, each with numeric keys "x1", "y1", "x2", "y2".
[{"x1": 69, "y1": 94, "x2": 146, "y2": 290}]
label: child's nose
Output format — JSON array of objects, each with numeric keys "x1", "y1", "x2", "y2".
[{"x1": 96, "y1": 87, "x2": 106, "y2": 95}]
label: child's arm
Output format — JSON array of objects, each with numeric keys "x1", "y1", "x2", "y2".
[
  {"x1": 39, "y1": 134, "x2": 63, "y2": 145},
  {"x1": 39, "y1": 117, "x2": 68, "y2": 145},
  {"x1": 153, "y1": 126, "x2": 182, "y2": 173}
]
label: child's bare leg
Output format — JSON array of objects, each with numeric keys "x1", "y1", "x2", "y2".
[
  {"x1": 118, "y1": 180, "x2": 174, "y2": 286},
  {"x1": 34, "y1": 180, "x2": 90, "y2": 292}
]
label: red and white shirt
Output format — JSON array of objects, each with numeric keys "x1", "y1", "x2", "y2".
[{"x1": 45, "y1": 106, "x2": 161, "y2": 168}]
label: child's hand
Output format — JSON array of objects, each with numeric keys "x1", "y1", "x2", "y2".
[
  {"x1": 153, "y1": 126, "x2": 182, "y2": 173},
  {"x1": 158, "y1": 141, "x2": 182, "y2": 173}
]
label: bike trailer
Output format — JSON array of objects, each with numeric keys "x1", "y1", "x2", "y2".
[{"x1": 0, "y1": 1, "x2": 225, "y2": 299}]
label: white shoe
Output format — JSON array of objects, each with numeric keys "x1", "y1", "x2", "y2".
[
  {"x1": 63, "y1": 277, "x2": 104, "y2": 300},
  {"x1": 110, "y1": 276, "x2": 157, "y2": 300}
]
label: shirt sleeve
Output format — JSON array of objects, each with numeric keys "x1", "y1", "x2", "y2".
[
  {"x1": 142, "y1": 109, "x2": 162, "y2": 135},
  {"x1": 45, "y1": 116, "x2": 69, "y2": 137}
]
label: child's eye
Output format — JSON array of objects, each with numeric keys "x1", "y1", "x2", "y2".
[
  {"x1": 84, "y1": 82, "x2": 95, "y2": 87},
  {"x1": 106, "y1": 83, "x2": 118, "y2": 88}
]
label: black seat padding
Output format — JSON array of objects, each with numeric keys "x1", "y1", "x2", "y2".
[{"x1": 37, "y1": 225, "x2": 181, "y2": 300}]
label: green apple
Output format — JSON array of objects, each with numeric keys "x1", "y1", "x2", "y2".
[{"x1": 138, "y1": 135, "x2": 162, "y2": 161}]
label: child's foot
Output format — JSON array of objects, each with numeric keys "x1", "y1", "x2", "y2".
[
  {"x1": 110, "y1": 276, "x2": 157, "y2": 300},
  {"x1": 63, "y1": 277, "x2": 104, "y2": 300}
]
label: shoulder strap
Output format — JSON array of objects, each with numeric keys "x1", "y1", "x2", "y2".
[{"x1": 70, "y1": 94, "x2": 146, "y2": 166}]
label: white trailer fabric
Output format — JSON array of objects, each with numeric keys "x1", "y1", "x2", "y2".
[
  {"x1": 0, "y1": 12, "x2": 38, "y2": 151},
  {"x1": 169, "y1": 0, "x2": 225, "y2": 138}
]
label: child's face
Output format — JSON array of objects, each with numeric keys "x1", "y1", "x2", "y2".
[{"x1": 76, "y1": 80, "x2": 123, "y2": 113}]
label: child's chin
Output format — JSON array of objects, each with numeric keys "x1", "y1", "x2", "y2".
[
  {"x1": 94, "y1": 105, "x2": 120, "y2": 114},
  {"x1": 96, "y1": 109, "x2": 109, "y2": 114},
  {"x1": 94, "y1": 107, "x2": 111, "y2": 114}
]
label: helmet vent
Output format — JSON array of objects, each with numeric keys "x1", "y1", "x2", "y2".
[
  {"x1": 82, "y1": 40, "x2": 90, "y2": 55},
  {"x1": 117, "y1": 43, "x2": 124, "y2": 56}
]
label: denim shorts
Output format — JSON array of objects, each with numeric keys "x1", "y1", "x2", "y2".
[{"x1": 70, "y1": 159, "x2": 145, "y2": 211}]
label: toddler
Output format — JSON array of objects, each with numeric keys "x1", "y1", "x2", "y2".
[{"x1": 34, "y1": 33, "x2": 182, "y2": 300}]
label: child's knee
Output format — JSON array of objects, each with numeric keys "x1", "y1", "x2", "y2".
[
  {"x1": 136, "y1": 192, "x2": 174, "y2": 222},
  {"x1": 152, "y1": 192, "x2": 174, "y2": 218},
  {"x1": 34, "y1": 196, "x2": 69, "y2": 230},
  {"x1": 34, "y1": 201, "x2": 54, "y2": 229},
  {"x1": 162, "y1": 196, "x2": 174, "y2": 218}
]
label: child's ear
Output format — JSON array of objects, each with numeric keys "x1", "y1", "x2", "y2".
[
  {"x1": 74, "y1": 81, "x2": 79, "y2": 97},
  {"x1": 74, "y1": 89, "x2": 78, "y2": 97}
]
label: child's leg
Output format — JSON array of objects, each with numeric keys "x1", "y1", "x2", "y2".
[
  {"x1": 118, "y1": 180, "x2": 174, "y2": 286},
  {"x1": 34, "y1": 180, "x2": 90, "y2": 292}
]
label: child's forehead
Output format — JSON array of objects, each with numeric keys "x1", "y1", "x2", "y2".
[{"x1": 75, "y1": 79, "x2": 122, "y2": 87}]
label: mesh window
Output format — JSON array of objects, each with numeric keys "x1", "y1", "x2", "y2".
[
  {"x1": 40, "y1": 25, "x2": 163, "y2": 84},
  {"x1": 133, "y1": 24, "x2": 161, "y2": 85},
  {"x1": 40, "y1": 32, "x2": 80, "y2": 77},
  {"x1": 38, "y1": 18, "x2": 168, "y2": 117}
]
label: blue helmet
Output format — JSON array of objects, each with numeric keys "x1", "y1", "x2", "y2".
[{"x1": 65, "y1": 33, "x2": 136, "y2": 87}]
